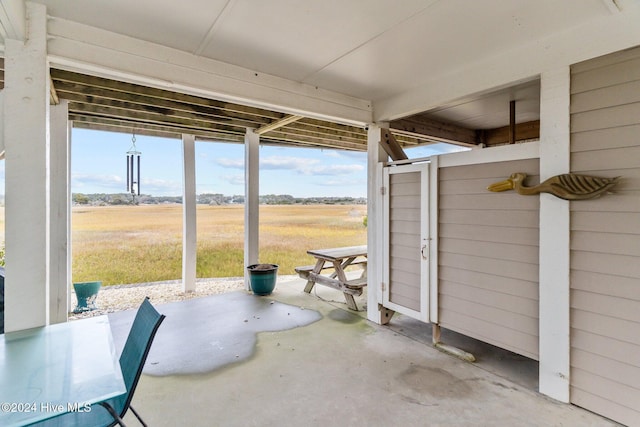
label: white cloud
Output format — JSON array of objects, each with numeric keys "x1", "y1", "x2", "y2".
[
  {"x1": 260, "y1": 156, "x2": 319, "y2": 170},
  {"x1": 216, "y1": 158, "x2": 244, "y2": 169},
  {"x1": 72, "y1": 173, "x2": 124, "y2": 190},
  {"x1": 307, "y1": 164, "x2": 364, "y2": 176},
  {"x1": 220, "y1": 174, "x2": 244, "y2": 185},
  {"x1": 331, "y1": 150, "x2": 367, "y2": 163},
  {"x1": 216, "y1": 155, "x2": 366, "y2": 176},
  {"x1": 322, "y1": 150, "x2": 342, "y2": 158},
  {"x1": 140, "y1": 178, "x2": 182, "y2": 195},
  {"x1": 71, "y1": 173, "x2": 182, "y2": 195},
  {"x1": 317, "y1": 177, "x2": 367, "y2": 187},
  {"x1": 259, "y1": 156, "x2": 362, "y2": 176}
]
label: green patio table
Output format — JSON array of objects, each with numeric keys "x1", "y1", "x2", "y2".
[{"x1": 0, "y1": 316, "x2": 126, "y2": 426}]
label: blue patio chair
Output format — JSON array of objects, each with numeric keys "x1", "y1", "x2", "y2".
[{"x1": 29, "y1": 297, "x2": 165, "y2": 427}]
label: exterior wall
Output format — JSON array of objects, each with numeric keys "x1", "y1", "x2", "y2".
[
  {"x1": 570, "y1": 47, "x2": 640, "y2": 427},
  {"x1": 438, "y1": 158, "x2": 540, "y2": 360}
]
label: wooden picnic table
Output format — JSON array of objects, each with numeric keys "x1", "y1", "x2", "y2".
[{"x1": 295, "y1": 245, "x2": 368, "y2": 311}]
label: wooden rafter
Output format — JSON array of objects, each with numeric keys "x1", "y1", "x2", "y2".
[
  {"x1": 52, "y1": 81, "x2": 273, "y2": 128},
  {"x1": 263, "y1": 130, "x2": 366, "y2": 151},
  {"x1": 69, "y1": 114, "x2": 244, "y2": 142},
  {"x1": 61, "y1": 92, "x2": 255, "y2": 129},
  {"x1": 380, "y1": 128, "x2": 408, "y2": 161},
  {"x1": 50, "y1": 69, "x2": 282, "y2": 121},
  {"x1": 390, "y1": 116, "x2": 479, "y2": 147},
  {"x1": 285, "y1": 121, "x2": 365, "y2": 145},
  {"x1": 292, "y1": 118, "x2": 422, "y2": 147},
  {"x1": 478, "y1": 120, "x2": 540, "y2": 146},
  {"x1": 67, "y1": 103, "x2": 245, "y2": 134},
  {"x1": 64, "y1": 97, "x2": 259, "y2": 131},
  {"x1": 254, "y1": 115, "x2": 303, "y2": 135}
]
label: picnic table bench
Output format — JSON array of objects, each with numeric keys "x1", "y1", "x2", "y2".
[{"x1": 295, "y1": 245, "x2": 367, "y2": 311}]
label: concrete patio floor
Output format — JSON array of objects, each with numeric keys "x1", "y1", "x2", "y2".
[{"x1": 108, "y1": 277, "x2": 618, "y2": 427}]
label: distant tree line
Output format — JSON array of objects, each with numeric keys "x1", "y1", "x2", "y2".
[{"x1": 72, "y1": 193, "x2": 366, "y2": 206}]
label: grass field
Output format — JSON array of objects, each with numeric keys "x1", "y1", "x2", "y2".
[{"x1": 69, "y1": 204, "x2": 367, "y2": 286}]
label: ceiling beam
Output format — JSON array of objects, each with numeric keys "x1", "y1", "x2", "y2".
[
  {"x1": 254, "y1": 115, "x2": 303, "y2": 135},
  {"x1": 389, "y1": 128, "x2": 474, "y2": 147},
  {"x1": 479, "y1": 120, "x2": 540, "y2": 146},
  {"x1": 390, "y1": 116, "x2": 479, "y2": 146}
]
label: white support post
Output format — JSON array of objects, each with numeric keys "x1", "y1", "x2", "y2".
[
  {"x1": 182, "y1": 134, "x2": 197, "y2": 293},
  {"x1": 0, "y1": 91, "x2": 4, "y2": 157},
  {"x1": 49, "y1": 100, "x2": 70, "y2": 323},
  {"x1": 244, "y1": 129, "x2": 260, "y2": 289},
  {"x1": 538, "y1": 67, "x2": 571, "y2": 402},
  {"x1": 67, "y1": 120, "x2": 73, "y2": 312},
  {"x1": 3, "y1": 3, "x2": 50, "y2": 331},
  {"x1": 367, "y1": 123, "x2": 389, "y2": 323},
  {"x1": 428, "y1": 154, "x2": 439, "y2": 324}
]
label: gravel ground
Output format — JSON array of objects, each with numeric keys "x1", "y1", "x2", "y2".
[{"x1": 69, "y1": 275, "x2": 300, "y2": 320}]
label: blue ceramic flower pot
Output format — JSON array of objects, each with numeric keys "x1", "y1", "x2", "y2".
[
  {"x1": 247, "y1": 264, "x2": 278, "y2": 296},
  {"x1": 73, "y1": 281, "x2": 101, "y2": 313}
]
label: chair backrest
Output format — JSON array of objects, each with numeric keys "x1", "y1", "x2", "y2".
[{"x1": 114, "y1": 297, "x2": 165, "y2": 417}]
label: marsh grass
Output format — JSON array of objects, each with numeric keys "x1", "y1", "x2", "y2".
[{"x1": 71, "y1": 204, "x2": 367, "y2": 285}]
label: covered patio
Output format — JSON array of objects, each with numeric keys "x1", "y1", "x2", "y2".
[
  {"x1": 108, "y1": 277, "x2": 615, "y2": 426},
  {"x1": 1, "y1": 1, "x2": 640, "y2": 425}
]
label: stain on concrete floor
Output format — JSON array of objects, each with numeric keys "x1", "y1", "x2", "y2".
[
  {"x1": 327, "y1": 308, "x2": 361, "y2": 324},
  {"x1": 108, "y1": 291, "x2": 321, "y2": 376},
  {"x1": 399, "y1": 364, "x2": 473, "y2": 399}
]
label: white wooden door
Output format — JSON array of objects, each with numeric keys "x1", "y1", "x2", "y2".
[{"x1": 382, "y1": 162, "x2": 430, "y2": 321}]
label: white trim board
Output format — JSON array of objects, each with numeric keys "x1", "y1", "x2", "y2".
[{"x1": 438, "y1": 141, "x2": 540, "y2": 168}]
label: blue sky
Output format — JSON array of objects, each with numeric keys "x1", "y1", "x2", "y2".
[
  {"x1": 71, "y1": 128, "x2": 369, "y2": 197},
  {"x1": 0, "y1": 128, "x2": 467, "y2": 198}
]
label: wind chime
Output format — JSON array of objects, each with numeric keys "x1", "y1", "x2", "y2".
[{"x1": 126, "y1": 133, "x2": 141, "y2": 202}]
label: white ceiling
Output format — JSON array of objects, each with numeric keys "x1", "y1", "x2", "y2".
[
  {"x1": 3, "y1": 0, "x2": 633, "y2": 128},
  {"x1": 28, "y1": 0, "x2": 610, "y2": 100}
]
